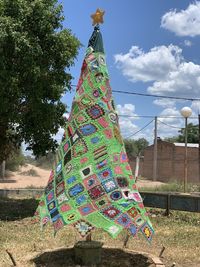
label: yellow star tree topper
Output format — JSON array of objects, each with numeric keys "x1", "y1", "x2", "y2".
[{"x1": 91, "y1": 8, "x2": 105, "y2": 25}]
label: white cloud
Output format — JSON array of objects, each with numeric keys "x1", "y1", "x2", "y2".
[
  {"x1": 191, "y1": 100, "x2": 200, "y2": 113},
  {"x1": 161, "y1": 2, "x2": 200, "y2": 37},
  {"x1": 117, "y1": 103, "x2": 136, "y2": 116},
  {"x1": 157, "y1": 108, "x2": 182, "y2": 138},
  {"x1": 116, "y1": 104, "x2": 155, "y2": 142},
  {"x1": 53, "y1": 127, "x2": 65, "y2": 142},
  {"x1": 148, "y1": 61, "x2": 200, "y2": 97},
  {"x1": 184, "y1": 40, "x2": 193, "y2": 47},
  {"x1": 153, "y1": 98, "x2": 176, "y2": 108},
  {"x1": 115, "y1": 44, "x2": 200, "y2": 99},
  {"x1": 115, "y1": 45, "x2": 182, "y2": 82},
  {"x1": 22, "y1": 142, "x2": 34, "y2": 157},
  {"x1": 119, "y1": 119, "x2": 138, "y2": 138},
  {"x1": 117, "y1": 104, "x2": 139, "y2": 138}
]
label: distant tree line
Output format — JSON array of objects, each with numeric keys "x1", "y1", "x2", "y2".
[{"x1": 164, "y1": 123, "x2": 199, "y2": 143}]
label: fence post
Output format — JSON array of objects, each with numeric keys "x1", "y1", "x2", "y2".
[{"x1": 165, "y1": 194, "x2": 170, "y2": 216}]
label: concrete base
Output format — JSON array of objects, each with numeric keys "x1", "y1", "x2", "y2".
[{"x1": 74, "y1": 241, "x2": 103, "y2": 266}]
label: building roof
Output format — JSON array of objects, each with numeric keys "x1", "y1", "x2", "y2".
[{"x1": 174, "y1": 142, "x2": 199, "y2": 148}]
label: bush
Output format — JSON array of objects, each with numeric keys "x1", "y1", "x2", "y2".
[
  {"x1": 35, "y1": 152, "x2": 55, "y2": 169},
  {"x1": 6, "y1": 149, "x2": 25, "y2": 171},
  {"x1": 20, "y1": 168, "x2": 40, "y2": 177}
]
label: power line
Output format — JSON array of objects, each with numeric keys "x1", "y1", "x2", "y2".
[
  {"x1": 66, "y1": 112, "x2": 198, "y2": 119},
  {"x1": 157, "y1": 119, "x2": 182, "y2": 129},
  {"x1": 119, "y1": 114, "x2": 198, "y2": 119},
  {"x1": 125, "y1": 119, "x2": 154, "y2": 139},
  {"x1": 71, "y1": 84, "x2": 200, "y2": 101},
  {"x1": 112, "y1": 90, "x2": 200, "y2": 101}
]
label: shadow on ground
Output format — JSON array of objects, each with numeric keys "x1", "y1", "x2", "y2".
[
  {"x1": 0, "y1": 179, "x2": 16, "y2": 183},
  {"x1": 31, "y1": 247, "x2": 155, "y2": 267},
  {"x1": 0, "y1": 198, "x2": 39, "y2": 221}
]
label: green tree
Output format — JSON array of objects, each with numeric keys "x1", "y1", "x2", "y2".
[
  {"x1": 0, "y1": 0, "x2": 81, "y2": 163},
  {"x1": 165, "y1": 123, "x2": 199, "y2": 143},
  {"x1": 177, "y1": 123, "x2": 198, "y2": 143},
  {"x1": 124, "y1": 138, "x2": 149, "y2": 160},
  {"x1": 164, "y1": 136, "x2": 179, "y2": 143}
]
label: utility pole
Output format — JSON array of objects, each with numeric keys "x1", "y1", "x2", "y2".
[
  {"x1": 184, "y1": 117, "x2": 188, "y2": 193},
  {"x1": 199, "y1": 114, "x2": 200, "y2": 191},
  {"x1": 153, "y1": 116, "x2": 158, "y2": 181}
]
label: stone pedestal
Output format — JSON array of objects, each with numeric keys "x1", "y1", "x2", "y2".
[{"x1": 74, "y1": 241, "x2": 103, "y2": 266}]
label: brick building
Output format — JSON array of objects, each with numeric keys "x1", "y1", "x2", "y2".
[{"x1": 139, "y1": 140, "x2": 199, "y2": 183}]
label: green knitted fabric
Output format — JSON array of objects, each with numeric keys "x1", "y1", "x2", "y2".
[{"x1": 35, "y1": 26, "x2": 154, "y2": 242}]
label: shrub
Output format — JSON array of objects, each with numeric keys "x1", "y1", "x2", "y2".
[{"x1": 6, "y1": 149, "x2": 25, "y2": 171}]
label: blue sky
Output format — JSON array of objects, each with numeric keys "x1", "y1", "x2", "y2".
[{"x1": 56, "y1": 0, "x2": 200, "y2": 143}]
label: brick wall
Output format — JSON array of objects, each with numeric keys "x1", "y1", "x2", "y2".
[{"x1": 140, "y1": 140, "x2": 199, "y2": 183}]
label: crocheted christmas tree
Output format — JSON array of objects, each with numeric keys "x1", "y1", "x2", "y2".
[{"x1": 35, "y1": 10, "x2": 154, "y2": 242}]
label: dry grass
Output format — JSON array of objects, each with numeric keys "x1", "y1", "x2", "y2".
[
  {"x1": 0, "y1": 198, "x2": 199, "y2": 267},
  {"x1": 140, "y1": 181, "x2": 200, "y2": 193}
]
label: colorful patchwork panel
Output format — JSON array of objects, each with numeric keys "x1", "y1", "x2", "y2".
[
  {"x1": 110, "y1": 190, "x2": 122, "y2": 201},
  {"x1": 129, "y1": 224, "x2": 137, "y2": 237},
  {"x1": 60, "y1": 203, "x2": 71, "y2": 213},
  {"x1": 75, "y1": 194, "x2": 88, "y2": 206},
  {"x1": 93, "y1": 195, "x2": 110, "y2": 209},
  {"x1": 68, "y1": 183, "x2": 84, "y2": 197},
  {"x1": 97, "y1": 168, "x2": 113, "y2": 181},
  {"x1": 63, "y1": 140, "x2": 70, "y2": 154},
  {"x1": 116, "y1": 177, "x2": 129, "y2": 188},
  {"x1": 83, "y1": 174, "x2": 99, "y2": 190},
  {"x1": 78, "y1": 203, "x2": 95, "y2": 216},
  {"x1": 72, "y1": 139, "x2": 88, "y2": 158},
  {"x1": 91, "y1": 136, "x2": 100, "y2": 144},
  {"x1": 74, "y1": 220, "x2": 94, "y2": 237},
  {"x1": 76, "y1": 113, "x2": 88, "y2": 125},
  {"x1": 86, "y1": 104, "x2": 104, "y2": 119},
  {"x1": 102, "y1": 179, "x2": 118, "y2": 193},
  {"x1": 70, "y1": 130, "x2": 81, "y2": 145},
  {"x1": 101, "y1": 206, "x2": 121, "y2": 220},
  {"x1": 66, "y1": 175, "x2": 77, "y2": 185},
  {"x1": 140, "y1": 223, "x2": 154, "y2": 242},
  {"x1": 88, "y1": 185, "x2": 105, "y2": 200},
  {"x1": 53, "y1": 217, "x2": 64, "y2": 233},
  {"x1": 46, "y1": 191, "x2": 54, "y2": 203},
  {"x1": 65, "y1": 163, "x2": 72, "y2": 174},
  {"x1": 56, "y1": 181, "x2": 65, "y2": 197},
  {"x1": 45, "y1": 181, "x2": 53, "y2": 194},
  {"x1": 96, "y1": 159, "x2": 108, "y2": 170},
  {"x1": 48, "y1": 200, "x2": 56, "y2": 213},
  {"x1": 127, "y1": 207, "x2": 139, "y2": 219},
  {"x1": 56, "y1": 161, "x2": 62, "y2": 174},
  {"x1": 36, "y1": 24, "x2": 153, "y2": 241},
  {"x1": 57, "y1": 192, "x2": 68, "y2": 205},
  {"x1": 116, "y1": 213, "x2": 132, "y2": 228},
  {"x1": 55, "y1": 172, "x2": 63, "y2": 184},
  {"x1": 79, "y1": 123, "x2": 97, "y2": 136},
  {"x1": 64, "y1": 150, "x2": 71, "y2": 166},
  {"x1": 80, "y1": 165, "x2": 93, "y2": 179}
]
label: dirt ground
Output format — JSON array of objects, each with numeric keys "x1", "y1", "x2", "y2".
[{"x1": 0, "y1": 164, "x2": 165, "y2": 189}]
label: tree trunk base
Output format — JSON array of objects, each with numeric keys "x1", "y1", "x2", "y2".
[
  {"x1": 0, "y1": 161, "x2": 6, "y2": 179},
  {"x1": 74, "y1": 240, "x2": 103, "y2": 266}
]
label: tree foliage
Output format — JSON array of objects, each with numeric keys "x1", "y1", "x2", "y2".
[
  {"x1": 165, "y1": 123, "x2": 199, "y2": 144},
  {"x1": 124, "y1": 138, "x2": 149, "y2": 160},
  {"x1": 0, "y1": 0, "x2": 81, "y2": 162},
  {"x1": 177, "y1": 123, "x2": 199, "y2": 143}
]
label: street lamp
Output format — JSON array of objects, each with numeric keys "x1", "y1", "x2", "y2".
[{"x1": 180, "y1": 107, "x2": 192, "y2": 193}]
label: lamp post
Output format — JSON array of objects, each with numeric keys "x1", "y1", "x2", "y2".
[{"x1": 180, "y1": 107, "x2": 192, "y2": 193}]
